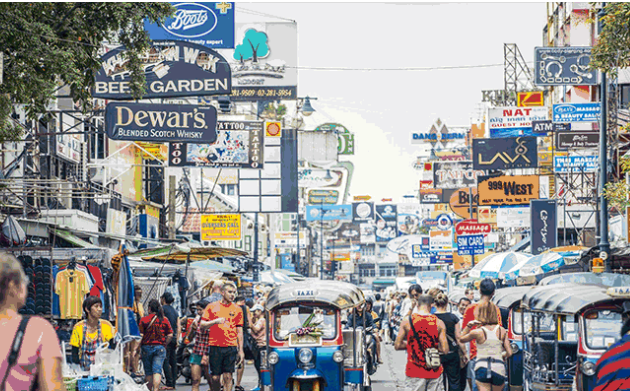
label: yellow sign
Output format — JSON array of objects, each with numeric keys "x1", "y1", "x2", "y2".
[
  {"x1": 265, "y1": 121, "x2": 282, "y2": 137},
  {"x1": 136, "y1": 142, "x2": 168, "y2": 161},
  {"x1": 201, "y1": 214, "x2": 241, "y2": 241},
  {"x1": 478, "y1": 175, "x2": 539, "y2": 206},
  {"x1": 517, "y1": 91, "x2": 544, "y2": 107},
  {"x1": 478, "y1": 206, "x2": 497, "y2": 224},
  {"x1": 353, "y1": 195, "x2": 372, "y2": 201}
]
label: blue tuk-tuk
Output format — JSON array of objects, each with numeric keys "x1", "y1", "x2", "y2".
[{"x1": 262, "y1": 281, "x2": 368, "y2": 391}]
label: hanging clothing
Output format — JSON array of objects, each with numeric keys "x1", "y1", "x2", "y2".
[
  {"x1": 52, "y1": 265, "x2": 61, "y2": 317},
  {"x1": 55, "y1": 269, "x2": 90, "y2": 319}
]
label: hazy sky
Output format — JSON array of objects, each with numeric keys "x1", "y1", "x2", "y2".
[{"x1": 237, "y1": 2, "x2": 548, "y2": 201}]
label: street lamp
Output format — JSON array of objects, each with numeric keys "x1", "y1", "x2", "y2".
[{"x1": 300, "y1": 96, "x2": 316, "y2": 116}]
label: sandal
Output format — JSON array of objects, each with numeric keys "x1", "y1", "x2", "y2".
[{"x1": 236, "y1": 386, "x2": 245, "y2": 391}]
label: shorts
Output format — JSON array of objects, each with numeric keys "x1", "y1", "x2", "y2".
[
  {"x1": 404, "y1": 374, "x2": 444, "y2": 391},
  {"x1": 190, "y1": 353, "x2": 204, "y2": 366},
  {"x1": 208, "y1": 346, "x2": 238, "y2": 375},
  {"x1": 141, "y1": 345, "x2": 166, "y2": 377},
  {"x1": 467, "y1": 358, "x2": 476, "y2": 379},
  {"x1": 474, "y1": 367, "x2": 506, "y2": 386}
]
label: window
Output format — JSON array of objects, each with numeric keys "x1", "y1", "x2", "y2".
[
  {"x1": 274, "y1": 306, "x2": 337, "y2": 341},
  {"x1": 235, "y1": 240, "x2": 242, "y2": 249},
  {"x1": 621, "y1": 84, "x2": 630, "y2": 110},
  {"x1": 583, "y1": 310, "x2": 622, "y2": 350},
  {"x1": 379, "y1": 265, "x2": 397, "y2": 277},
  {"x1": 245, "y1": 235, "x2": 252, "y2": 251}
]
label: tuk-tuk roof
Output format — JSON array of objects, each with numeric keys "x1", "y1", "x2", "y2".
[
  {"x1": 539, "y1": 272, "x2": 630, "y2": 287},
  {"x1": 492, "y1": 286, "x2": 533, "y2": 309},
  {"x1": 520, "y1": 283, "x2": 611, "y2": 315},
  {"x1": 265, "y1": 280, "x2": 365, "y2": 311}
]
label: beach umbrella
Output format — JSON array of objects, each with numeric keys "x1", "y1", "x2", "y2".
[
  {"x1": 504, "y1": 252, "x2": 564, "y2": 281},
  {"x1": 469, "y1": 251, "x2": 532, "y2": 279},
  {"x1": 116, "y1": 248, "x2": 140, "y2": 341}
]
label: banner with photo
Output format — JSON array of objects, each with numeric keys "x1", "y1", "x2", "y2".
[
  {"x1": 397, "y1": 204, "x2": 423, "y2": 236},
  {"x1": 375, "y1": 205, "x2": 398, "y2": 242}
]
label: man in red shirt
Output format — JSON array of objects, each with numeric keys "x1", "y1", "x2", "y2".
[
  {"x1": 462, "y1": 279, "x2": 501, "y2": 391},
  {"x1": 395, "y1": 294, "x2": 449, "y2": 391},
  {"x1": 200, "y1": 281, "x2": 244, "y2": 391}
]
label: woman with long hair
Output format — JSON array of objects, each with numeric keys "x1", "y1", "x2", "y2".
[
  {"x1": 138, "y1": 298, "x2": 174, "y2": 391},
  {"x1": 69, "y1": 295, "x2": 116, "y2": 371},
  {"x1": 460, "y1": 301, "x2": 512, "y2": 391},
  {"x1": 434, "y1": 292, "x2": 468, "y2": 391}
]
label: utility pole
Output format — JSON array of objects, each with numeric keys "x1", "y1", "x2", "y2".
[
  {"x1": 469, "y1": 187, "x2": 476, "y2": 267},
  {"x1": 598, "y1": 6, "x2": 611, "y2": 272},
  {"x1": 253, "y1": 213, "x2": 259, "y2": 282},
  {"x1": 320, "y1": 207, "x2": 324, "y2": 280},
  {"x1": 168, "y1": 175, "x2": 176, "y2": 240}
]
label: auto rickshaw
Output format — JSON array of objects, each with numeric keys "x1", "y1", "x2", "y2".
[
  {"x1": 520, "y1": 282, "x2": 630, "y2": 391},
  {"x1": 262, "y1": 281, "x2": 370, "y2": 391}
]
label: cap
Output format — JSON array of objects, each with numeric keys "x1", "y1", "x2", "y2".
[{"x1": 251, "y1": 304, "x2": 264, "y2": 312}]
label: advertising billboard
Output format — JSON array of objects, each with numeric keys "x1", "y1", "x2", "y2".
[
  {"x1": 457, "y1": 235, "x2": 485, "y2": 256},
  {"x1": 488, "y1": 107, "x2": 548, "y2": 138},
  {"x1": 517, "y1": 91, "x2": 544, "y2": 107},
  {"x1": 478, "y1": 206, "x2": 498, "y2": 224},
  {"x1": 352, "y1": 202, "x2": 375, "y2": 222},
  {"x1": 552, "y1": 103, "x2": 601, "y2": 123},
  {"x1": 556, "y1": 132, "x2": 598, "y2": 150},
  {"x1": 534, "y1": 47, "x2": 597, "y2": 86},
  {"x1": 553, "y1": 155, "x2": 598, "y2": 173},
  {"x1": 375, "y1": 205, "x2": 398, "y2": 243},
  {"x1": 478, "y1": 175, "x2": 540, "y2": 206},
  {"x1": 430, "y1": 230, "x2": 453, "y2": 252},
  {"x1": 360, "y1": 223, "x2": 376, "y2": 244},
  {"x1": 496, "y1": 207, "x2": 531, "y2": 228},
  {"x1": 433, "y1": 161, "x2": 485, "y2": 189},
  {"x1": 531, "y1": 200, "x2": 558, "y2": 255},
  {"x1": 397, "y1": 204, "x2": 423, "y2": 236},
  {"x1": 305, "y1": 204, "x2": 352, "y2": 222},
  {"x1": 449, "y1": 188, "x2": 478, "y2": 219},
  {"x1": 473, "y1": 137, "x2": 538, "y2": 170},
  {"x1": 200, "y1": 214, "x2": 241, "y2": 240},
  {"x1": 420, "y1": 188, "x2": 443, "y2": 204},
  {"x1": 94, "y1": 40, "x2": 231, "y2": 99},
  {"x1": 144, "y1": 2, "x2": 235, "y2": 49}
]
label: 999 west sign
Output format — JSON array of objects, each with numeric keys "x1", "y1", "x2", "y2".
[{"x1": 477, "y1": 175, "x2": 539, "y2": 206}]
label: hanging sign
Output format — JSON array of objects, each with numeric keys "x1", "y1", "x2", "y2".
[
  {"x1": 530, "y1": 200, "x2": 558, "y2": 255},
  {"x1": 457, "y1": 235, "x2": 485, "y2": 256},
  {"x1": 455, "y1": 219, "x2": 491, "y2": 236},
  {"x1": 106, "y1": 103, "x2": 218, "y2": 143},
  {"x1": 556, "y1": 132, "x2": 599, "y2": 150},
  {"x1": 94, "y1": 40, "x2": 231, "y2": 99},
  {"x1": 200, "y1": 214, "x2": 241, "y2": 240},
  {"x1": 477, "y1": 175, "x2": 540, "y2": 206}
]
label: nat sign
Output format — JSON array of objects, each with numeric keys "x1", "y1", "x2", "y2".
[
  {"x1": 105, "y1": 103, "x2": 217, "y2": 143},
  {"x1": 94, "y1": 40, "x2": 231, "y2": 99},
  {"x1": 455, "y1": 220, "x2": 491, "y2": 236}
]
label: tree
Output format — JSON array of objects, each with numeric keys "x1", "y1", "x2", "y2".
[
  {"x1": 604, "y1": 157, "x2": 630, "y2": 213},
  {"x1": 0, "y1": 3, "x2": 174, "y2": 142},
  {"x1": 590, "y1": 3, "x2": 630, "y2": 75}
]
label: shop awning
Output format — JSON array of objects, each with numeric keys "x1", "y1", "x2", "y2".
[
  {"x1": 51, "y1": 228, "x2": 94, "y2": 248},
  {"x1": 189, "y1": 259, "x2": 236, "y2": 274},
  {"x1": 372, "y1": 279, "x2": 396, "y2": 285},
  {"x1": 135, "y1": 246, "x2": 248, "y2": 262}
]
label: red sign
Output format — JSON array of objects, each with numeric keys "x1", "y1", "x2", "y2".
[
  {"x1": 381, "y1": 198, "x2": 393, "y2": 202},
  {"x1": 419, "y1": 180, "x2": 433, "y2": 190},
  {"x1": 517, "y1": 91, "x2": 544, "y2": 107},
  {"x1": 455, "y1": 219, "x2": 491, "y2": 235}
]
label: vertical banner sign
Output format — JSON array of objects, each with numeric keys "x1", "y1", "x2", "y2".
[
  {"x1": 530, "y1": 200, "x2": 557, "y2": 255},
  {"x1": 200, "y1": 214, "x2": 241, "y2": 240},
  {"x1": 375, "y1": 205, "x2": 398, "y2": 242},
  {"x1": 627, "y1": 206, "x2": 630, "y2": 244}
]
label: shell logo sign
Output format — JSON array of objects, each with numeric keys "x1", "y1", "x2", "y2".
[{"x1": 265, "y1": 121, "x2": 282, "y2": 137}]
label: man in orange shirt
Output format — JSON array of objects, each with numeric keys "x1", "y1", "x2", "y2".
[{"x1": 200, "y1": 281, "x2": 244, "y2": 391}]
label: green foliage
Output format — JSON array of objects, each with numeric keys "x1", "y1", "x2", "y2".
[
  {"x1": 603, "y1": 157, "x2": 630, "y2": 212},
  {"x1": 0, "y1": 3, "x2": 174, "y2": 142},
  {"x1": 590, "y1": 3, "x2": 630, "y2": 75}
]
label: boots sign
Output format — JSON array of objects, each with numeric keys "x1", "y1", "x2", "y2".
[{"x1": 105, "y1": 102, "x2": 218, "y2": 143}]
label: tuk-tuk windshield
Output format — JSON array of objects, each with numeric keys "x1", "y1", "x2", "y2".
[
  {"x1": 274, "y1": 306, "x2": 337, "y2": 341},
  {"x1": 513, "y1": 310, "x2": 555, "y2": 335},
  {"x1": 583, "y1": 310, "x2": 622, "y2": 350}
]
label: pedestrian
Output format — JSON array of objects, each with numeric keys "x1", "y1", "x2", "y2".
[
  {"x1": 70, "y1": 296, "x2": 116, "y2": 371},
  {"x1": 249, "y1": 304, "x2": 266, "y2": 391},
  {"x1": 366, "y1": 297, "x2": 383, "y2": 364},
  {"x1": 200, "y1": 281, "x2": 244, "y2": 391},
  {"x1": 394, "y1": 294, "x2": 449, "y2": 391},
  {"x1": 161, "y1": 292, "x2": 179, "y2": 390},
  {"x1": 462, "y1": 279, "x2": 502, "y2": 391},
  {"x1": 139, "y1": 299, "x2": 174, "y2": 391},
  {"x1": 465, "y1": 288, "x2": 475, "y2": 303},
  {"x1": 189, "y1": 299, "x2": 219, "y2": 391},
  {"x1": 382, "y1": 293, "x2": 394, "y2": 344},
  {"x1": 235, "y1": 295, "x2": 251, "y2": 391},
  {"x1": 428, "y1": 288, "x2": 442, "y2": 315},
  {"x1": 456, "y1": 297, "x2": 473, "y2": 391},
  {"x1": 593, "y1": 302, "x2": 630, "y2": 391},
  {"x1": 434, "y1": 293, "x2": 468, "y2": 391},
  {"x1": 0, "y1": 252, "x2": 67, "y2": 391},
  {"x1": 401, "y1": 284, "x2": 423, "y2": 317},
  {"x1": 460, "y1": 301, "x2": 512, "y2": 391},
  {"x1": 455, "y1": 298, "x2": 471, "y2": 322},
  {"x1": 207, "y1": 280, "x2": 224, "y2": 303},
  {"x1": 128, "y1": 285, "x2": 145, "y2": 378}
]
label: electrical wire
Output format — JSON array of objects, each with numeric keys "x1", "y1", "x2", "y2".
[{"x1": 235, "y1": 6, "x2": 296, "y2": 22}]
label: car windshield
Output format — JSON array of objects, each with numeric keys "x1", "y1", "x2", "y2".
[
  {"x1": 583, "y1": 310, "x2": 622, "y2": 350},
  {"x1": 274, "y1": 306, "x2": 337, "y2": 340}
]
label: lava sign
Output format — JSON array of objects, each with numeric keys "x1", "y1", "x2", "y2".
[
  {"x1": 457, "y1": 235, "x2": 485, "y2": 256},
  {"x1": 455, "y1": 220, "x2": 491, "y2": 236}
]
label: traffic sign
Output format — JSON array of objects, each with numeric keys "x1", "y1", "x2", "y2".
[{"x1": 534, "y1": 47, "x2": 597, "y2": 86}]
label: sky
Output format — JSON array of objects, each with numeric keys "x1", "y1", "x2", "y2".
[{"x1": 236, "y1": 2, "x2": 548, "y2": 201}]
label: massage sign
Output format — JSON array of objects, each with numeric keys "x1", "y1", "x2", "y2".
[{"x1": 477, "y1": 175, "x2": 540, "y2": 206}]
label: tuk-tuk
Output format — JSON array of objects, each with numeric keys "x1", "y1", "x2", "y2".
[
  {"x1": 520, "y1": 282, "x2": 629, "y2": 391},
  {"x1": 262, "y1": 281, "x2": 368, "y2": 391},
  {"x1": 492, "y1": 286, "x2": 534, "y2": 391}
]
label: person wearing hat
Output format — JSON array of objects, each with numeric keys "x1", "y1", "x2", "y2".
[
  {"x1": 249, "y1": 304, "x2": 266, "y2": 391},
  {"x1": 70, "y1": 296, "x2": 116, "y2": 371}
]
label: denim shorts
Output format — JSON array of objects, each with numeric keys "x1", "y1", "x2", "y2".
[
  {"x1": 141, "y1": 345, "x2": 166, "y2": 376},
  {"x1": 474, "y1": 367, "x2": 506, "y2": 386}
]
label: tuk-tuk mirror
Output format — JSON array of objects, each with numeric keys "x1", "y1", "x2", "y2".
[{"x1": 585, "y1": 311, "x2": 599, "y2": 320}]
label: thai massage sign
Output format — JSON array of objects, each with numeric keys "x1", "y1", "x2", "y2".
[
  {"x1": 94, "y1": 40, "x2": 231, "y2": 99},
  {"x1": 105, "y1": 103, "x2": 218, "y2": 143},
  {"x1": 478, "y1": 175, "x2": 540, "y2": 206}
]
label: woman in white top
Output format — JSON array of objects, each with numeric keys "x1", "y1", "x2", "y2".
[{"x1": 460, "y1": 301, "x2": 512, "y2": 391}]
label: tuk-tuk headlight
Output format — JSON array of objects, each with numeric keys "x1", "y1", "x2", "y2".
[
  {"x1": 298, "y1": 348, "x2": 313, "y2": 364},
  {"x1": 510, "y1": 342, "x2": 520, "y2": 354},
  {"x1": 268, "y1": 351, "x2": 279, "y2": 365},
  {"x1": 581, "y1": 361, "x2": 596, "y2": 376},
  {"x1": 333, "y1": 350, "x2": 344, "y2": 363}
]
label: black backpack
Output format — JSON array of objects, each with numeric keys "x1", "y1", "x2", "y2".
[{"x1": 1, "y1": 316, "x2": 38, "y2": 391}]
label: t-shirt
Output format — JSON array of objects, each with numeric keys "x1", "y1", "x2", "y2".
[
  {"x1": 462, "y1": 302, "x2": 502, "y2": 359},
  {"x1": 406, "y1": 314, "x2": 443, "y2": 379},
  {"x1": 203, "y1": 301, "x2": 244, "y2": 347},
  {"x1": 435, "y1": 313, "x2": 460, "y2": 354},
  {"x1": 69, "y1": 320, "x2": 115, "y2": 348},
  {"x1": 594, "y1": 334, "x2": 630, "y2": 391},
  {"x1": 0, "y1": 316, "x2": 63, "y2": 391},
  {"x1": 139, "y1": 314, "x2": 173, "y2": 346},
  {"x1": 55, "y1": 269, "x2": 90, "y2": 319},
  {"x1": 162, "y1": 305, "x2": 179, "y2": 344}
]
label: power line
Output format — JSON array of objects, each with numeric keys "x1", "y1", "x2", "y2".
[
  {"x1": 235, "y1": 6, "x2": 296, "y2": 23},
  {"x1": 285, "y1": 63, "x2": 532, "y2": 71}
]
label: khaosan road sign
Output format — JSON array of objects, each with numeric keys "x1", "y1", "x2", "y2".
[{"x1": 534, "y1": 47, "x2": 597, "y2": 86}]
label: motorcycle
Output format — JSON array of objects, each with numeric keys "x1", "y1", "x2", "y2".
[{"x1": 176, "y1": 340, "x2": 194, "y2": 384}]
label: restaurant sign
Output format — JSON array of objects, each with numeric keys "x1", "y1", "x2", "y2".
[{"x1": 477, "y1": 175, "x2": 540, "y2": 206}]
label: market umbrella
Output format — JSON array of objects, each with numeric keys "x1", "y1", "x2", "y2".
[
  {"x1": 469, "y1": 251, "x2": 532, "y2": 279},
  {"x1": 260, "y1": 271, "x2": 294, "y2": 285},
  {"x1": 504, "y1": 252, "x2": 565, "y2": 281},
  {"x1": 116, "y1": 248, "x2": 140, "y2": 341}
]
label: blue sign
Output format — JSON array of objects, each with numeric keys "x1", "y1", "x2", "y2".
[
  {"x1": 145, "y1": 2, "x2": 235, "y2": 49},
  {"x1": 457, "y1": 235, "x2": 485, "y2": 256},
  {"x1": 412, "y1": 245, "x2": 435, "y2": 259},
  {"x1": 280, "y1": 253, "x2": 295, "y2": 272},
  {"x1": 305, "y1": 204, "x2": 352, "y2": 222},
  {"x1": 552, "y1": 103, "x2": 601, "y2": 123},
  {"x1": 430, "y1": 253, "x2": 453, "y2": 264},
  {"x1": 534, "y1": 47, "x2": 597, "y2": 86},
  {"x1": 553, "y1": 155, "x2": 598, "y2": 173}
]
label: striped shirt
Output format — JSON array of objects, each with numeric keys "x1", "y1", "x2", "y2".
[{"x1": 594, "y1": 334, "x2": 630, "y2": 391}]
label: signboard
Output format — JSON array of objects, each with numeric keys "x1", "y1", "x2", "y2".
[
  {"x1": 478, "y1": 175, "x2": 540, "y2": 206},
  {"x1": 106, "y1": 103, "x2": 218, "y2": 143},
  {"x1": 397, "y1": 204, "x2": 422, "y2": 236},
  {"x1": 455, "y1": 220, "x2": 492, "y2": 236},
  {"x1": 411, "y1": 118, "x2": 466, "y2": 145},
  {"x1": 473, "y1": 137, "x2": 538, "y2": 170},
  {"x1": 553, "y1": 155, "x2": 598, "y2": 173},
  {"x1": 497, "y1": 207, "x2": 531, "y2": 228},
  {"x1": 420, "y1": 188, "x2": 443, "y2": 204},
  {"x1": 430, "y1": 230, "x2": 453, "y2": 252},
  {"x1": 353, "y1": 195, "x2": 372, "y2": 201},
  {"x1": 552, "y1": 103, "x2": 601, "y2": 123},
  {"x1": 556, "y1": 132, "x2": 598, "y2": 150},
  {"x1": 352, "y1": 202, "x2": 375, "y2": 222},
  {"x1": 200, "y1": 214, "x2": 241, "y2": 240},
  {"x1": 168, "y1": 120, "x2": 263, "y2": 168},
  {"x1": 531, "y1": 200, "x2": 558, "y2": 255},
  {"x1": 279, "y1": 253, "x2": 295, "y2": 272},
  {"x1": 478, "y1": 206, "x2": 498, "y2": 224},
  {"x1": 360, "y1": 223, "x2": 376, "y2": 244},
  {"x1": 94, "y1": 40, "x2": 231, "y2": 99},
  {"x1": 517, "y1": 91, "x2": 544, "y2": 107},
  {"x1": 219, "y1": 22, "x2": 298, "y2": 100},
  {"x1": 449, "y1": 188, "x2": 478, "y2": 219},
  {"x1": 144, "y1": 2, "x2": 235, "y2": 48},
  {"x1": 305, "y1": 204, "x2": 352, "y2": 222},
  {"x1": 457, "y1": 235, "x2": 485, "y2": 256},
  {"x1": 488, "y1": 107, "x2": 548, "y2": 138},
  {"x1": 433, "y1": 161, "x2": 485, "y2": 189},
  {"x1": 315, "y1": 123, "x2": 355, "y2": 155},
  {"x1": 531, "y1": 120, "x2": 571, "y2": 135},
  {"x1": 375, "y1": 205, "x2": 398, "y2": 243},
  {"x1": 307, "y1": 189, "x2": 339, "y2": 205},
  {"x1": 534, "y1": 47, "x2": 596, "y2": 86},
  {"x1": 274, "y1": 232, "x2": 308, "y2": 248}
]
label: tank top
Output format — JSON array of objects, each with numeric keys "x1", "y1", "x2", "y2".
[
  {"x1": 406, "y1": 314, "x2": 443, "y2": 379},
  {"x1": 435, "y1": 312, "x2": 459, "y2": 354},
  {"x1": 474, "y1": 325, "x2": 506, "y2": 376}
]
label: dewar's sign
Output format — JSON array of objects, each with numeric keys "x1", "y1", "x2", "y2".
[
  {"x1": 105, "y1": 103, "x2": 218, "y2": 143},
  {"x1": 94, "y1": 40, "x2": 231, "y2": 99}
]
